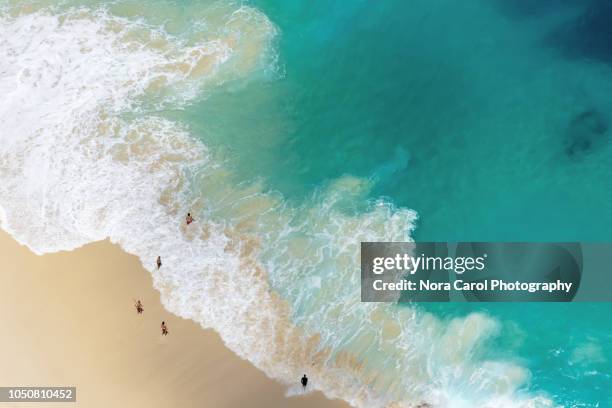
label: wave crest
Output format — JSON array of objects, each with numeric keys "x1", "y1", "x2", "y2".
[{"x1": 0, "y1": 3, "x2": 553, "y2": 408}]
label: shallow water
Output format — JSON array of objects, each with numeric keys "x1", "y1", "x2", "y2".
[
  {"x1": 183, "y1": 0, "x2": 612, "y2": 405},
  {"x1": 1, "y1": 0, "x2": 610, "y2": 406}
]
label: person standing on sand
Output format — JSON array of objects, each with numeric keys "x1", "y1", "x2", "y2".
[
  {"x1": 301, "y1": 374, "x2": 308, "y2": 389},
  {"x1": 156, "y1": 256, "x2": 162, "y2": 269},
  {"x1": 161, "y1": 321, "x2": 168, "y2": 336},
  {"x1": 186, "y1": 213, "x2": 194, "y2": 225},
  {"x1": 135, "y1": 300, "x2": 144, "y2": 314}
]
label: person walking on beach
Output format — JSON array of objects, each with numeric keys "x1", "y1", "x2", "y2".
[
  {"x1": 301, "y1": 374, "x2": 308, "y2": 390},
  {"x1": 161, "y1": 321, "x2": 168, "y2": 336},
  {"x1": 156, "y1": 256, "x2": 162, "y2": 269},
  {"x1": 135, "y1": 300, "x2": 144, "y2": 314},
  {"x1": 186, "y1": 212, "x2": 194, "y2": 225}
]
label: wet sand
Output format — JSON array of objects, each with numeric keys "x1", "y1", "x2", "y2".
[{"x1": 0, "y1": 231, "x2": 349, "y2": 408}]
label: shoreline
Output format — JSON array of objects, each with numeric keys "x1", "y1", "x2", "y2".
[{"x1": 0, "y1": 230, "x2": 349, "y2": 408}]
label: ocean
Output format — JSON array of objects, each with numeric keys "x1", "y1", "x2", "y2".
[{"x1": 0, "y1": 0, "x2": 610, "y2": 406}]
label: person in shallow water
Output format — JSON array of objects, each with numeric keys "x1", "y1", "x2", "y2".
[
  {"x1": 186, "y1": 213, "x2": 194, "y2": 225},
  {"x1": 135, "y1": 300, "x2": 143, "y2": 314},
  {"x1": 161, "y1": 321, "x2": 168, "y2": 336},
  {"x1": 301, "y1": 374, "x2": 308, "y2": 389},
  {"x1": 156, "y1": 256, "x2": 162, "y2": 269}
]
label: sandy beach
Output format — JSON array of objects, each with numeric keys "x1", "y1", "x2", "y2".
[{"x1": 0, "y1": 230, "x2": 349, "y2": 408}]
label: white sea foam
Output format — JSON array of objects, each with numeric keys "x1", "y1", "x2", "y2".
[{"x1": 0, "y1": 3, "x2": 556, "y2": 407}]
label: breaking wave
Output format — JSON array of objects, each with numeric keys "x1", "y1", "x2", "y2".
[{"x1": 0, "y1": 2, "x2": 555, "y2": 407}]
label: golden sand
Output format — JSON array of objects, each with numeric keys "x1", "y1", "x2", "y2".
[{"x1": 0, "y1": 231, "x2": 348, "y2": 408}]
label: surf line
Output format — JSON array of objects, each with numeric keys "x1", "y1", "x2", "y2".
[{"x1": 374, "y1": 279, "x2": 573, "y2": 293}]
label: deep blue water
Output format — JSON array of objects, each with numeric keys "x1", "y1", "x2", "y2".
[{"x1": 183, "y1": 0, "x2": 612, "y2": 405}]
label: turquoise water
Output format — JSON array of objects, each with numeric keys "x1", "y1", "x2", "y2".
[
  {"x1": 182, "y1": 0, "x2": 612, "y2": 406},
  {"x1": 2, "y1": 0, "x2": 609, "y2": 405}
]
